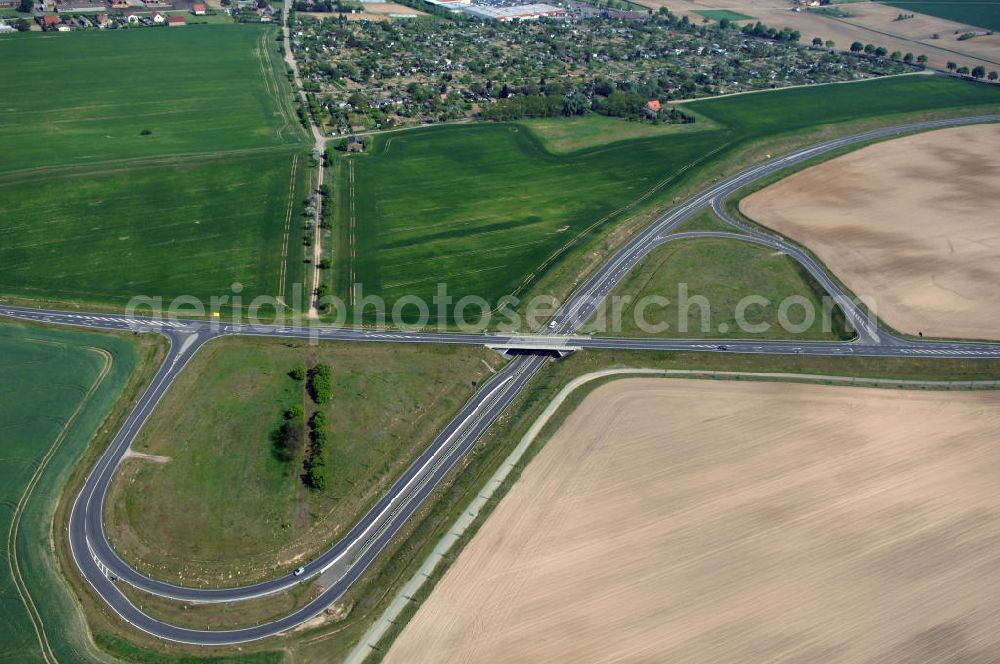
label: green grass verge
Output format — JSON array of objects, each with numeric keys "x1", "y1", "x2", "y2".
[
  {"x1": 94, "y1": 634, "x2": 282, "y2": 664},
  {"x1": 0, "y1": 321, "x2": 147, "y2": 664},
  {"x1": 334, "y1": 75, "x2": 1000, "y2": 326},
  {"x1": 588, "y1": 236, "x2": 853, "y2": 340},
  {"x1": 879, "y1": 0, "x2": 1000, "y2": 31},
  {"x1": 694, "y1": 9, "x2": 754, "y2": 21},
  {"x1": 0, "y1": 26, "x2": 303, "y2": 175},
  {"x1": 105, "y1": 336, "x2": 503, "y2": 586}
]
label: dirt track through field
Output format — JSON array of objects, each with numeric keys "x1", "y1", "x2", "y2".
[
  {"x1": 741, "y1": 124, "x2": 1000, "y2": 341},
  {"x1": 385, "y1": 377, "x2": 1000, "y2": 663}
]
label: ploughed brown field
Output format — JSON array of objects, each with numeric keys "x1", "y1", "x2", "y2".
[
  {"x1": 741, "y1": 123, "x2": 1000, "y2": 341},
  {"x1": 386, "y1": 378, "x2": 1000, "y2": 663},
  {"x1": 632, "y1": 0, "x2": 999, "y2": 73}
]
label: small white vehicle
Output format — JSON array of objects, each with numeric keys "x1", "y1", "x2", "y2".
[
  {"x1": 294, "y1": 566, "x2": 306, "y2": 576},
  {"x1": 547, "y1": 320, "x2": 558, "y2": 329}
]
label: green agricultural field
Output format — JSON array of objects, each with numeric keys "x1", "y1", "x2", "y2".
[
  {"x1": 106, "y1": 337, "x2": 504, "y2": 586},
  {"x1": 588, "y1": 235, "x2": 853, "y2": 340},
  {"x1": 0, "y1": 322, "x2": 141, "y2": 664},
  {"x1": 334, "y1": 75, "x2": 1000, "y2": 325},
  {"x1": 0, "y1": 26, "x2": 303, "y2": 174},
  {"x1": 681, "y1": 73, "x2": 1000, "y2": 135},
  {"x1": 694, "y1": 9, "x2": 754, "y2": 21},
  {"x1": 338, "y1": 123, "x2": 723, "y2": 323},
  {"x1": 0, "y1": 25, "x2": 311, "y2": 310},
  {"x1": 880, "y1": 0, "x2": 1000, "y2": 30},
  {"x1": 0, "y1": 151, "x2": 309, "y2": 309}
]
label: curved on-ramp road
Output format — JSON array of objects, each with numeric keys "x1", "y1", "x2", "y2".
[{"x1": 2, "y1": 113, "x2": 1000, "y2": 645}]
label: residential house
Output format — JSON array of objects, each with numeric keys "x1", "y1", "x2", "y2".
[
  {"x1": 191, "y1": 2, "x2": 205, "y2": 14},
  {"x1": 150, "y1": 11, "x2": 165, "y2": 22},
  {"x1": 646, "y1": 99, "x2": 662, "y2": 112},
  {"x1": 166, "y1": 14, "x2": 185, "y2": 25}
]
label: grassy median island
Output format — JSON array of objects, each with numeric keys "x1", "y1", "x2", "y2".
[
  {"x1": 335, "y1": 75, "x2": 1000, "y2": 326},
  {"x1": 105, "y1": 336, "x2": 504, "y2": 586},
  {"x1": 0, "y1": 321, "x2": 162, "y2": 664},
  {"x1": 589, "y1": 234, "x2": 853, "y2": 340}
]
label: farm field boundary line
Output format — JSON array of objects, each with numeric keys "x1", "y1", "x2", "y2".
[{"x1": 277, "y1": 153, "x2": 300, "y2": 302}]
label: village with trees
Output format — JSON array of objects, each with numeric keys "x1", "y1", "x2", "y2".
[{"x1": 288, "y1": 4, "x2": 916, "y2": 132}]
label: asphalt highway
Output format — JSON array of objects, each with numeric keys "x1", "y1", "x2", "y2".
[{"x1": 3, "y1": 113, "x2": 999, "y2": 645}]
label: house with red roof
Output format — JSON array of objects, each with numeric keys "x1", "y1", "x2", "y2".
[
  {"x1": 167, "y1": 14, "x2": 185, "y2": 25},
  {"x1": 191, "y1": 2, "x2": 206, "y2": 14},
  {"x1": 646, "y1": 100, "x2": 662, "y2": 113},
  {"x1": 41, "y1": 14, "x2": 61, "y2": 27}
]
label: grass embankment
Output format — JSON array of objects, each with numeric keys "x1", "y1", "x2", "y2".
[
  {"x1": 334, "y1": 75, "x2": 1000, "y2": 326},
  {"x1": 589, "y1": 234, "x2": 853, "y2": 340},
  {"x1": 0, "y1": 26, "x2": 310, "y2": 311},
  {"x1": 0, "y1": 321, "x2": 162, "y2": 664},
  {"x1": 105, "y1": 336, "x2": 503, "y2": 587}
]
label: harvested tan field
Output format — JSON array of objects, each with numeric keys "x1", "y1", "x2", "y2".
[
  {"x1": 742, "y1": 124, "x2": 1000, "y2": 340},
  {"x1": 386, "y1": 378, "x2": 1000, "y2": 664},
  {"x1": 633, "y1": 0, "x2": 1000, "y2": 72}
]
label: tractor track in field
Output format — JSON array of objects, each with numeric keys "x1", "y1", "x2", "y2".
[{"x1": 6, "y1": 343, "x2": 113, "y2": 664}]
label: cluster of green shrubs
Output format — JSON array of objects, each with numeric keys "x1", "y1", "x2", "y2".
[
  {"x1": 284, "y1": 362, "x2": 333, "y2": 489},
  {"x1": 310, "y1": 363, "x2": 333, "y2": 404},
  {"x1": 275, "y1": 404, "x2": 306, "y2": 463},
  {"x1": 306, "y1": 411, "x2": 330, "y2": 490},
  {"x1": 740, "y1": 21, "x2": 800, "y2": 43}
]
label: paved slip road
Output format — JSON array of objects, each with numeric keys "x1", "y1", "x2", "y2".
[{"x1": 3, "y1": 113, "x2": 1000, "y2": 646}]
